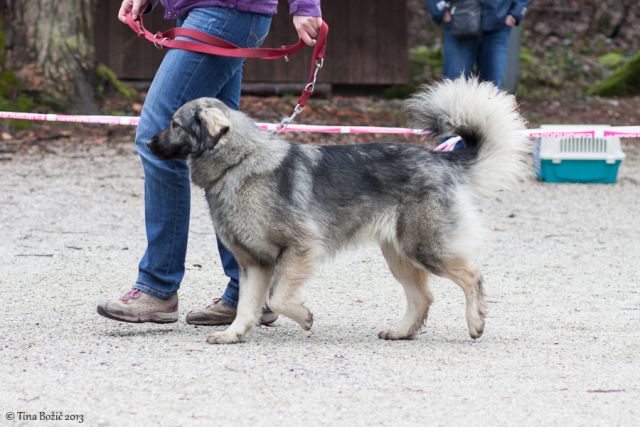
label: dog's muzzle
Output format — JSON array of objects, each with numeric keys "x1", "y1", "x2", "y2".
[
  {"x1": 147, "y1": 136, "x2": 162, "y2": 157},
  {"x1": 147, "y1": 134, "x2": 188, "y2": 160}
]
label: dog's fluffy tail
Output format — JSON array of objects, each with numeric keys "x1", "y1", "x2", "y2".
[{"x1": 406, "y1": 77, "x2": 530, "y2": 196}]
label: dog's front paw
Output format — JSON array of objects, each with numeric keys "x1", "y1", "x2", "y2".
[
  {"x1": 277, "y1": 303, "x2": 314, "y2": 331},
  {"x1": 206, "y1": 331, "x2": 245, "y2": 345},
  {"x1": 378, "y1": 328, "x2": 416, "y2": 341},
  {"x1": 468, "y1": 317, "x2": 485, "y2": 340}
]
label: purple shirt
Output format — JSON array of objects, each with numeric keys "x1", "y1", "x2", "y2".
[{"x1": 154, "y1": 0, "x2": 322, "y2": 19}]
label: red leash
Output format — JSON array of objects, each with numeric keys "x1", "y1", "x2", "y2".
[{"x1": 125, "y1": 13, "x2": 329, "y2": 130}]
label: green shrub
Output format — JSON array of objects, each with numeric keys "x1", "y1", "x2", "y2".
[
  {"x1": 597, "y1": 52, "x2": 625, "y2": 69},
  {"x1": 588, "y1": 52, "x2": 640, "y2": 97},
  {"x1": 409, "y1": 45, "x2": 443, "y2": 85}
]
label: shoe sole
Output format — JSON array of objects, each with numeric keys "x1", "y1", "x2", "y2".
[
  {"x1": 261, "y1": 313, "x2": 278, "y2": 326},
  {"x1": 186, "y1": 314, "x2": 278, "y2": 327},
  {"x1": 97, "y1": 306, "x2": 178, "y2": 324}
]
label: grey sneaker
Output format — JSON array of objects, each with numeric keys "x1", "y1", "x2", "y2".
[
  {"x1": 186, "y1": 298, "x2": 278, "y2": 326},
  {"x1": 97, "y1": 289, "x2": 178, "y2": 324}
]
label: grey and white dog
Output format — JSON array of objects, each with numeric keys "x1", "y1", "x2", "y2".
[{"x1": 149, "y1": 77, "x2": 529, "y2": 344}]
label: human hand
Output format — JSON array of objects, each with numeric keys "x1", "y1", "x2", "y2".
[
  {"x1": 118, "y1": 0, "x2": 150, "y2": 23},
  {"x1": 505, "y1": 15, "x2": 517, "y2": 27},
  {"x1": 443, "y1": 11, "x2": 452, "y2": 23},
  {"x1": 293, "y1": 16, "x2": 323, "y2": 46}
]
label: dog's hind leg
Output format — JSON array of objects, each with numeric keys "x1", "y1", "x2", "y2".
[
  {"x1": 207, "y1": 264, "x2": 272, "y2": 344},
  {"x1": 439, "y1": 258, "x2": 486, "y2": 339},
  {"x1": 266, "y1": 246, "x2": 316, "y2": 331},
  {"x1": 378, "y1": 242, "x2": 433, "y2": 340}
]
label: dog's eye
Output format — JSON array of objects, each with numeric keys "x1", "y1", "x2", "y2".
[{"x1": 171, "y1": 120, "x2": 179, "y2": 129}]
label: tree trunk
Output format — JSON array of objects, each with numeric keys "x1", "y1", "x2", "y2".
[
  {"x1": 3, "y1": 0, "x2": 99, "y2": 113},
  {"x1": 609, "y1": 0, "x2": 633, "y2": 39}
]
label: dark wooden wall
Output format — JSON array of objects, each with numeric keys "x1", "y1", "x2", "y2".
[{"x1": 94, "y1": 0, "x2": 408, "y2": 85}]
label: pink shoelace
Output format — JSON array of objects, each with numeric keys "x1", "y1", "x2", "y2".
[{"x1": 120, "y1": 289, "x2": 142, "y2": 302}]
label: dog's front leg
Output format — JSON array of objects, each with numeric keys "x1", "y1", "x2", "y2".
[{"x1": 207, "y1": 264, "x2": 271, "y2": 345}]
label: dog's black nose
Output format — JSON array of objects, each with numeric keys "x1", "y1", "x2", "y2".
[{"x1": 147, "y1": 136, "x2": 159, "y2": 153}]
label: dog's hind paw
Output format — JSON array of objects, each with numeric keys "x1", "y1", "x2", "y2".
[
  {"x1": 467, "y1": 309, "x2": 485, "y2": 340},
  {"x1": 378, "y1": 328, "x2": 416, "y2": 341},
  {"x1": 206, "y1": 331, "x2": 245, "y2": 345}
]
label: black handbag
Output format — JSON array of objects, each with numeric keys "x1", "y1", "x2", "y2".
[{"x1": 450, "y1": 0, "x2": 483, "y2": 38}]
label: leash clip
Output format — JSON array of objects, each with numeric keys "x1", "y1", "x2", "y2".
[
  {"x1": 303, "y1": 59, "x2": 324, "y2": 95},
  {"x1": 275, "y1": 104, "x2": 304, "y2": 133},
  {"x1": 273, "y1": 57, "x2": 326, "y2": 133}
]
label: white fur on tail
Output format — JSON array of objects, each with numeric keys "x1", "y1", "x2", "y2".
[{"x1": 406, "y1": 77, "x2": 531, "y2": 195}]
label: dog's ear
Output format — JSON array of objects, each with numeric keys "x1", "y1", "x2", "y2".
[
  {"x1": 191, "y1": 107, "x2": 231, "y2": 156},
  {"x1": 197, "y1": 107, "x2": 231, "y2": 143}
]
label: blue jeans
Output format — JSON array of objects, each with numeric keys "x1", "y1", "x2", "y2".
[
  {"x1": 133, "y1": 7, "x2": 272, "y2": 306},
  {"x1": 443, "y1": 25, "x2": 511, "y2": 89}
]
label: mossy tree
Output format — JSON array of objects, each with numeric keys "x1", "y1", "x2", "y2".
[{"x1": 2, "y1": 0, "x2": 101, "y2": 113}]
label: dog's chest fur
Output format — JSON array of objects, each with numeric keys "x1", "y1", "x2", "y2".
[{"x1": 196, "y1": 142, "x2": 295, "y2": 264}]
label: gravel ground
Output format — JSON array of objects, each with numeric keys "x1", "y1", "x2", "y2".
[{"x1": 1, "y1": 140, "x2": 639, "y2": 427}]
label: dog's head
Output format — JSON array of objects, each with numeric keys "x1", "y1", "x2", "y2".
[{"x1": 148, "y1": 98, "x2": 233, "y2": 161}]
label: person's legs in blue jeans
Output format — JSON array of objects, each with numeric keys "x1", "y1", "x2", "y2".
[
  {"x1": 133, "y1": 7, "x2": 271, "y2": 302},
  {"x1": 477, "y1": 26, "x2": 511, "y2": 89},
  {"x1": 217, "y1": 237, "x2": 241, "y2": 306},
  {"x1": 442, "y1": 24, "x2": 480, "y2": 80},
  {"x1": 439, "y1": 26, "x2": 479, "y2": 151}
]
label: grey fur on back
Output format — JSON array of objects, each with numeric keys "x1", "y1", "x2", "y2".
[{"x1": 194, "y1": 131, "x2": 457, "y2": 271}]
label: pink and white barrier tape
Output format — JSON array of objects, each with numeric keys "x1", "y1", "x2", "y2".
[
  {"x1": 1, "y1": 111, "x2": 640, "y2": 138},
  {"x1": 0, "y1": 111, "x2": 140, "y2": 126}
]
